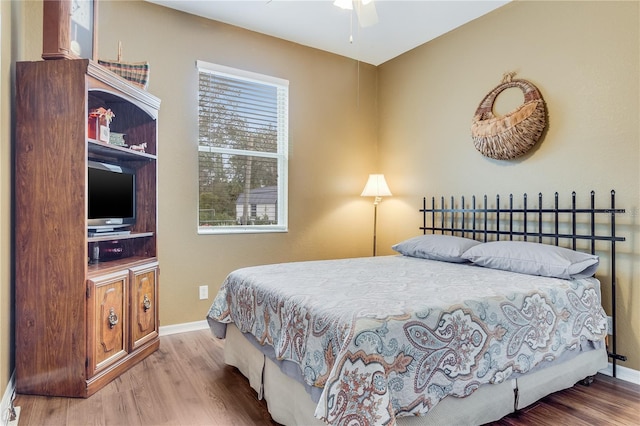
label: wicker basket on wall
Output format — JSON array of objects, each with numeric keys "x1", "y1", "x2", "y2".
[{"x1": 471, "y1": 73, "x2": 546, "y2": 160}]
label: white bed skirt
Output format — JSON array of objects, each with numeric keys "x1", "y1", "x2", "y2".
[{"x1": 223, "y1": 323, "x2": 607, "y2": 426}]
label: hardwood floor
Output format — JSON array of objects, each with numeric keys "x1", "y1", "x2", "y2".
[{"x1": 14, "y1": 329, "x2": 640, "y2": 425}]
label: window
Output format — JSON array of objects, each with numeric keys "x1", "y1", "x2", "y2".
[{"x1": 197, "y1": 61, "x2": 288, "y2": 234}]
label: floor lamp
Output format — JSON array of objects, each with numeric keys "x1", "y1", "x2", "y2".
[{"x1": 361, "y1": 174, "x2": 392, "y2": 256}]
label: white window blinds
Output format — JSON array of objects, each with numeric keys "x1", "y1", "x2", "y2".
[{"x1": 197, "y1": 61, "x2": 288, "y2": 233}]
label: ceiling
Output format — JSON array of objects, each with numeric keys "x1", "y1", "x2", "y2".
[{"x1": 146, "y1": 0, "x2": 511, "y2": 66}]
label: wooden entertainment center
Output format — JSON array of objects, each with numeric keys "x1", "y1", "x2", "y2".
[{"x1": 15, "y1": 59, "x2": 160, "y2": 397}]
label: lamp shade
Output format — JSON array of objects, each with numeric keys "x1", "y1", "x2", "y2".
[{"x1": 361, "y1": 174, "x2": 392, "y2": 197}]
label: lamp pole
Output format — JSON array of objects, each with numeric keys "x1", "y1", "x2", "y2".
[
  {"x1": 361, "y1": 174, "x2": 392, "y2": 257},
  {"x1": 372, "y1": 196, "x2": 381, "y2": 256}
]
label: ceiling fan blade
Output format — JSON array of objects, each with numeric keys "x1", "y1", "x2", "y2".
[
  {"x1": 355, "y1": 0, "x2": 378, "y2": 27},
  {"x1": 333, "y1": 0, "x2": 352, "y2": 10}
]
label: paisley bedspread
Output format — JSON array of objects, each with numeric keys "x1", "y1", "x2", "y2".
[{"x1": 207, "y1": 255, "x2": 607, "y2": 426}]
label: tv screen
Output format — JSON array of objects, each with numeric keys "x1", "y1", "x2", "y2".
[{"x1": 88, "y1": 160, "x2": 136, "y2": 231}]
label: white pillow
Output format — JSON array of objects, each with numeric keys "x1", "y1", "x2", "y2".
[
  {"x1": 392, "y1": 234, "x2": 481, "y2": 263},
  {"x1": 461, "y1": 241, "x2": 599, "y2": 279}
]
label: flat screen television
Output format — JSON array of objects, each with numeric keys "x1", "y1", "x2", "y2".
[{"x1": 87, "y1": 160, "x2": 136, "y2": 233}]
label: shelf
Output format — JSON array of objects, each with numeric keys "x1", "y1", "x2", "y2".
[
  {"x1": 88, "y1": 139, "x2": 156, "y2": 161},
  {"x1": 88, "y1": 232, "x2": 154, "y2": 243},
  {"x1": 87, "y1": 256, "x2": 158, "y2": 277}
]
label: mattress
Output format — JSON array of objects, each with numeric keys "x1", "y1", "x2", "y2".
[{"x1": 207, "y1": 255, "x2": 608, "y2": 425}]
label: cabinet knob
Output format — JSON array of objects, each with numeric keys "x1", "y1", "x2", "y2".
[
  {"x1": 108, "y1": 307, "x2": 119, "y2": 328},
  {"x1": 143, "y1": 294, "x2": 152, "y2": 312}
]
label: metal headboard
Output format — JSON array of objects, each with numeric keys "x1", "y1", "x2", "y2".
[{"x1": 420, "y1": 190, "x2": 626, "y2": 376}]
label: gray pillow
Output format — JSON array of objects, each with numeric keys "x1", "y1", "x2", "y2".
[
  {"x1": 392, "y1": 234, "x2": 482, "y2": 263},
  {"x1": 461, "y1": 241, "x2": 599, "y2": 279}
]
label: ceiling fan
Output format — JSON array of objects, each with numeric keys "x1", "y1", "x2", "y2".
[{"x1": 333, "y1": 0, "x2": 379, "y2": 28}]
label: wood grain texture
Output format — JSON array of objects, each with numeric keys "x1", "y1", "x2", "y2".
[
  {"x1": 14, "y1": 330, "x2": 640, "y2": 425},
  {"x1": 15, "y1": 60, "x2": 89, "y2": 397},
  {"x1": 15, "y1": 59, "x2": 161, "y2": 397},
  {"x1": 42, "y1": 0, "x2": 72, "y2": 59},
  {"x1": 129, "y1": 263, "x2": 159, "y2": 351},
  {"x1": 89, "y1": 272, "x2": 128, "y2": 374}
]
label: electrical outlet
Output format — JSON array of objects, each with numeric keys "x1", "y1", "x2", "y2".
[
  {"x1": 607, "y1": 316, "x2": 613, "y2": 335},
  {"x1": 199, "y1": 285, "x2": 209, "y2": 300}
]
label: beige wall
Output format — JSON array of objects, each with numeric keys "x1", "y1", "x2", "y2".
[
  {"x1": 95, "y1": 1, "x2": 379, "y2": 326},
  {"x1": 1, "y1": 0, "x2": 12, "y2": 396},
  {"x1": 378, "y1": 0, "x2": 640, "y2": 371}
]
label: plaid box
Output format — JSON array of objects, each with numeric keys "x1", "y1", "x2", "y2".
[{"x1": 98, "y1": 59, "x2": 150, "y2": 90}]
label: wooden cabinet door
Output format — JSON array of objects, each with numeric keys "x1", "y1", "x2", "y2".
[
  {"x1": 130, "y1": 263, "x2": 159, "y2": 350},
  {"x1": 87, "y1": 271, "x2": 129, "y2": 376}
]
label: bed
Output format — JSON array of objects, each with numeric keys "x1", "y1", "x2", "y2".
[{"x1": 206, "y1": 190, "x2": 625, "y2": 426}]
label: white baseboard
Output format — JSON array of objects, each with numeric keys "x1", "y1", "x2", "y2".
[
  {"x1": 159, "y1": 319, "x2": 209, "y2": 336},
  {"x1": 1, "y1": 371, "x2": 15, "y2": 426},
  {"x1": 599, "y1": 362, "x2": 640, "y2": 385}
]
